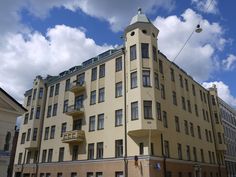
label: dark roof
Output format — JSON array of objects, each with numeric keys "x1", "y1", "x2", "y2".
[{"x1": 0, "y1": 87, "x2": 27, "y2": 112}]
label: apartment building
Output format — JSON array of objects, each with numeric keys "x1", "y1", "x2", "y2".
[
  {"x1": 14, "y1": 9, "x2": 227, "y2": 177},
  {"x1": 209, "y1": 86, "x2": 236, "y2": 177}
]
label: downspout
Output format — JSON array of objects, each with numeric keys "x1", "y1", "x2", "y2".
[{"x1": 122, "y1": 47, "x2": 128, "y2": 177}]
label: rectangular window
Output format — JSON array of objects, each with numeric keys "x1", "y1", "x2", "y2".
[
  {"x1": 177, "y1": 143, "x2": 182, "y2": 159},
  {"x1": 218, "y1": 132, "x2": 222, "y2": 144},
  {"x1": 91, "y1": 67, "x2": 97, "y2": 81},
  {"x1": 50, "y1": 125, "x2": 55, "y2": 139},
  {"x1": 200, "y1": 90, "x2": 203, "y2": 101},
  {"x1": 72, "y1": 145, "x2": 78, "y2": 161},
  {"x1": 49, "y1": 85, "x2": 54, "y2": 97},
  {"x1": 193, "y1": 147, "x2": 197, "y2": 161},
  {"x1": 131, "y1": 101, "x2": 138, "y2": 120},
  {"x1": 172, "y1": 91, "x2": 177, "y2": 105},
  {"x1": 197, "y1": 126, "x2": 201, "y2": 139},
  {"x1": 89, "y1": 116, "x2": 95, "y2": 131},
  {"x1": 184, "y1": 120, "x2": 189, "y2": 135},
  {"x1": 139, "y1": 143, "x2": 144, "y2": 155},
  {"x1": 153, "y1": 46, "x2": 157, "y2": 61},
  {"x1": 98, "y1": 88, "x2": 105, "y2": 103},
  {"x1": 163, "y1": 111, "x2": 168, "y2": 128},
  {"x1": 21, "y1": 133, "x2": 26, "y2": 144},
  {"x1": 187, "y1": 100, "x2": 191, "y2": 113},
  {"x1": 159, "y1": 60, "x2": 163, "y2": 74},
  {"x1": 181, "y1": 97, "x2": 186, "y2": 110},
  {"x1": 115, "y1": 172, "x2": 123, "y2": 177},
  {"x1": 209, "y1": 131, "x2": 212, "y2": 142},
  {"x1": 179, "y1": 75, "x2": 183, "y2": 88},
  {"x1": 47, "y1": 105, "x2": 52, "y2": 117},
  {"x1": 130, "y1": 45, "x2": 136, "y2": 60},
  {"x1": 195, "y1": 104, "x2": 199, "y2": 117},
  {"x1": 33, "y1": 89, "x2": 37, "y2": 100},
  {"x1": 144, "y1": 101, "x2": 152, "y2": 119},
  {"x1": 116, "y1": 57, "x2": 122, "y2": 72},
  {"x1": 208, "y1": 151, "x2": 212, "y2": 163},
  {"x1": 185, "y1": 79, "x2": 189, "y2": 91},
  {"x1": 170, "y1": 68, "x2": 175, "y2": 82},
  {"x1": 58, "y1": 147, "x2": 64, "y2": 162},
  {"x1": 32, "y1": 128, "x2": 38, "y2": 141},
  {"x1": 201, "y1": 149, "x2": 205, "y2": 162},
  {"x1": 96, "y1": 172, "x2": 103, "y2": 177},
  {"x1": 161, "y1": 84, "x2": 165, "y2": 99},
  {"x1": 154, "y1": 72, "x2": 159, "y2": 89},
  {"x1": 205, "y1": 129, "x2": 209, "y2": 142},
  {"x1": 52, "y1": 103, "x2": 58, "y2": 116},
  {"x1": 115, "y1": 82, "x2": 122, "y2": 97},
  {"x1": 115, "y1": 139, "x2": 123, "y2": 157},
  {"x1": 44, "y1": 127, "x2": 49, "y2": 140},
  {"x1": 24, "y1": 113, "x2": 29, "y2": 124},
  {"x1": 71, "y1": 173, "x2": 77, "y2": 177},
  {"x1": 55, "y1": 83, "x2": 60, "y2": 96},
  {"x1": 143, "y1": 70, "x2": 151, "y2": 87},
  {"x1": 156, "y1": 102, "x2": 162, "y2": 120},
  {"x1": 192, "y1": 84, "x2": 196, "y2": 96},
  {"x1": 65, "y1": 79, "x2": 70, "y2": 91},
  {"x1": 90, "y1": 90, "x2": 96, "y2": 105},
  {"x1": 97, "y1": 142, "x2": 104, "y2": 159},
  {"x1": 115, "y1": 109, "x2": 123, "y2": 126},
  {"x1": 27, "y1": 128, "x2": 31, "y2": 141},
  {"x1": 215, "y1": 113, "x2": 219, "y2": 123},
  {"x1": 190, "y1": 123, "x2": 194, "y2": 137},
  {"x1": 175, "y1": 116, "x2": 180, "y2": 132},
  {"x1": 57, "y1": 173, "x2": 62, "y2": 177},
  {"x1": 48, "y1": 149, "x2": 53, "y2": 162},
  {"x1": 63, "y1": 100, "x2": 68, "y2": 113},
  {"x1": 164, "y1": 140, "x2": 170, "y2": 157},
  {"x1": 42, "y1": 150, "x2": 47, "y2": 163},
  {"x1": 38, "y1": 88, "x2": 43, "y2": 99},
  {"x1": 88, "y1": 143, "x2": 94, "y2": 160},
  {"x1": 186, "y1": 145, "x2": 191, "y2": 161},
  {"x1": 30, "y1": 108, "x2": 34, "y2": 120},
  {"x1": 141, "y1": 43, "x2": 149, "y2": 58},
  {"x1": 99, "y1": 64, "x2": 105, "y2": 78},
  {"x1": 27, "y1": 95, "x2": 32, "y2": 106},
  {"x1": 36, "y1": 106, "x2": 41, "y2": 119},
  {"x1": 26, "y1": 151, "x2": 31, "y2": 163},
  {"x1": 131, "y1": 71, "x2": 137, "y2": 89},
  {"x1": 97, "y1": 114, "x2": 104, "y2": 130},
  {"x1": 73, "y1": 119, "x2": 82, "y2": 130},
  {"x1": 202, "y1": 109, "x2": 206, "y2": 120},
  {"x1": 87, "y1": 172, "x2": 93, "y2": 177},
  {"x1": 18, "y1": 153, "x2": 23, "y2": 164},
  {"x1": 61, "y1": 123, "x2": 67, "y2": 137}
]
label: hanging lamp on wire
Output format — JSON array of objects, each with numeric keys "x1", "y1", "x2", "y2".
[{"x1": 195, "y1": 24, "x2": 203, "y2": 33}]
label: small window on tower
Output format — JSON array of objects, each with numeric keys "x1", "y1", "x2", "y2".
[
  {"x1": 142, "y1": 29, "x2": 147, "y2": 34},
  {"x1": 130, "y1": 31, "x2": 135, "y2": 36}
]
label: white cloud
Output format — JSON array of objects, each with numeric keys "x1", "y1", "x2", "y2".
[
  {"x1": 191, "y1": 0, "x2": 218, "y2": 14},
  {"x1": 68, "y1": 0, "x2": 175, "y2": 32},
  {"x1": 153, "y1": 8, "x2": 225, "y2": 82},
  {"x1": 202, "y1": 81, "x2": 236, "y2": 108},
  {"x1": 0, "y1": 25, "x2": 111, "y2": 102},
  {"x1": 222, "y1": 54, "x2": 236, "y2": 71}
]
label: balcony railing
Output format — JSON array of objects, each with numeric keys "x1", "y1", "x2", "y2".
[
  {"x1": 65, "y1": 105, "x2": 84, "y2": 116},
  {"x1": 69, "y1": 81, "x2": 86, "y2": 93},
  {"x1": 62, "y1": 130, "x2": 85, "y2": 143}
]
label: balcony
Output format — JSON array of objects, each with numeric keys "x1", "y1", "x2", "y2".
[
  {"x1": 65, "y1": 105, "x2": 84, "y2": 116},
  {"x1": 69, "y1": 81, "x2": 86, "y2": 94},
  {"x1": 62, "y1": 130, "x2": 85, "y2": 143}
]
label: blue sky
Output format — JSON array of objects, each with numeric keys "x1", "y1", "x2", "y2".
[{"x1": 0, "y1": 0, "x2": 236, "y2": 108}]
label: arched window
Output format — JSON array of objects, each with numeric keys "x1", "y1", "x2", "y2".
[{"x1": 4, "y1": 131, "x2": 11, "y2": 151}]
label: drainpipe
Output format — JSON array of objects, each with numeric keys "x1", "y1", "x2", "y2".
[{"x1": 122, "y1": 47, "x2": 128, "y2": 177}]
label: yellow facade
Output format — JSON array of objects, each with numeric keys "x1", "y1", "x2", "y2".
[{"x1": 14, "y1": 9, "x2": 228, "y2": 177}]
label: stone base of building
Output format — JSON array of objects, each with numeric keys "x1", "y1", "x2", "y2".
[{"x1": 14, "y1": 156, "x2": 227, "y2": 177}]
